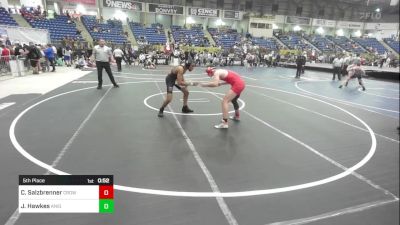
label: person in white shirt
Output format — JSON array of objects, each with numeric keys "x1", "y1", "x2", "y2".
[
  {"x1": 139, "y1": 53, "x2": 145, "y2": 66},
  {"x1": 63, "y1": 47, "x2": 72, "y2": 67},
  {"x1": 93, "y1": 39, "x2": 119, "y2": 89},
  {"x1": 342, "y1": 54, "x2": 351, "y2": 77},
  {"x1": 52, "y1": 45, "x2": 57, "y2": 59},
  {"x1": 113, "y1": 47, "x2": 124, "y2": 72},
  {"x1": 332, "y1": 56, "x2": 343, "y2": 81}
]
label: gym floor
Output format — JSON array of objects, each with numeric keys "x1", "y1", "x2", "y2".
[{"x1": 0, "y1": 65, "x2": 398, "y2": 225}]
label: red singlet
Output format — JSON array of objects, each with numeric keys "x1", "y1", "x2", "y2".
[{"x1": 221, "y1": 70, "x2": 245, "y2": 95}]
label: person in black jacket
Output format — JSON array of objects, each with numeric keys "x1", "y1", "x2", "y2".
[{"x1": 295, "y1": 54, "x2": 305, "y2": 78}]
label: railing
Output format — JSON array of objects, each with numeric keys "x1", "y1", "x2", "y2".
[{"x1": 0, "y1": 55, "x2": 30, "y2": 77}]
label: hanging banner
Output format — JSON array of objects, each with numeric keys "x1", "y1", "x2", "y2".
[
  {"x1": 20, "y1": 0, "x2": 43, "y2": 7},
  {"x1": 337, "y1": 21, "x2": 363, "y2": 29},
  {"x1": 0, "y1": 25, "x2": 49, "y2": 45},
  {"x1": 312, "y1": 19, "x2": 336, "y2": 27},
  {"x1": 188, "y1": 7, "x2": 219, "y2": 17},
  {"x1": 0, "y1": 0, "x2": 9, "y2": 9},
  {"x1": 285, "y1": 16, "x2": 311, "y2": 25},
  {"x1": 364, "y1": 23, "x2": 399, "y2": 30},
  {"x1": 63, "y1": 0, "x2": 96, "y2": 6},
  {"x1": 148, "y1": 3, "x2": 184, "y2": 15},
  {"x1": 0, "y1": 27, "x2": 8, "y2": 39},
  {"x1": 103, "y1": 0, "x2": 143, "y2": 11},
  {"x1": 223, "y1": 10, "x2": 241, "y2": 20},
  {"x1": 61, "y1": 2, "x2": 97, "y2": 13}
]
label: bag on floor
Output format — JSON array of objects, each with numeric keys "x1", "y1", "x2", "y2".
[{"x1": 56, "y1": 58, "x2": 64, "y2": 66}]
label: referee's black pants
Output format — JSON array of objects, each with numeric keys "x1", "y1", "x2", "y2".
[
  {"x1": 115, "y1": 57, "x2": 122, "y2": 71},
  {"x1": 332, "y1": 67, "x2": 341, "y2": 80},
  {"x1": 295, "y1": 65, "x2": 302, "y2": 78},
  {"x1": 96, "y1": 61, "x2": 117, "y2": 87}
]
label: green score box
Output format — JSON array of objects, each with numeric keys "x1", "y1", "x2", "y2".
[{"x1": 99, "y1": 199, "x2": 114, "y2": 213}]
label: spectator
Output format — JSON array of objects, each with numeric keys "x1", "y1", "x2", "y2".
[
  {"x1": 113, "y1": 47, "x2": 124, "y2": 72},
  {"x1": 1, "y1": 45, "x2": 11, "y2": 62},
  {"x1": 43, "y1": 44, "x2": 57, "y2": 72},
  {"x1": 27, "y1": 43, "x2": 42, "y2": 74},
  {"x1": 5, "y1": 38, "x2": 11, "y2": 46},
  {"x1": 63, "y1": 46, "x2": 72, "y2": 67},
  {"x1": 14, "y1": 43, "x2": 22, "y2": 57}
]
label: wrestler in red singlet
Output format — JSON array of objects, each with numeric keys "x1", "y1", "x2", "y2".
[{"x1": 200, "y1": 67, "x2": 246, "y2": 129}]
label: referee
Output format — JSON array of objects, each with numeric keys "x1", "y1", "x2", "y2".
[{"x1": 93, "y1": 39, "x2": 119, "y2": 89}]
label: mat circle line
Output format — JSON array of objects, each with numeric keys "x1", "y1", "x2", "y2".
[
  {"x1": 144, "y1": 91, "x2": 245, "y2": 116},
  {"x1": 9, "y1": 81, "x2": 377, "y2": 197}
]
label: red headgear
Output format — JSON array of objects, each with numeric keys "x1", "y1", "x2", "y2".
[{"x1": 206, "y1": 67, "x2": 215, "y2": 77}]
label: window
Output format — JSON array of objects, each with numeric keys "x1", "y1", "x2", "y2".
[{"x1": 258, "y1": 23, "x2": 266, "y2": 29}]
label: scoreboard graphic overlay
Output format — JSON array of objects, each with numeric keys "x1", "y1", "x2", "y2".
[{"x1": 19, "y1": 175, "x2": 114, "y2": 213}]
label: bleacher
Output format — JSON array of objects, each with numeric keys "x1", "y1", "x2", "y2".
[
  {"x1": 304, "y1": 35, "x2": 335, "y2": 52},
  {"x1": 277, "y1": 35, "x2": 315, "y2": 51},
  {"x1": 252, "y1": 37, "x2": 279, "y2": 50},
  {"x1": 129, "y1": 22, "x2": 166, "y2": 45},
  {"x1": 352, "y1": 37, "x2": 387, "y2": 54},
  {"x1": 82, "y1": 16, "x2": 126, "y2": 44},
  {"x1": 0, "y1": 7, "x2": 18, "y2": 26},
  {"x1": 208, "y1": 28, "x2": 241, "y2": 49},
  {"x1": 171, "y1": 25, "x2": 209, "y2": 47},
  {"x1": 326, "y1": 36, "x2": 366, "y2": 54},
  {"x1": 24, "y1": 15, "x2": 82, "y2": 41},
  {"x1": 383, "y1": 38, "x2": 399, "y2": 53}
]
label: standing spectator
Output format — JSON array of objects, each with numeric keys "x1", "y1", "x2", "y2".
[
  {"x1": 301, "y1": 54, "x2": 306, "y2": 74},
  {"x1": 113, "y1": 47, "x2": 124, "y2": 72},
  {"x1": 93, "y1": 39, "x2": 119, "y2": 89},
  {"x1": 342, "y1": 54, "x2": 351, "y2": 77},
  {"x1": 57, "y1": 47, "x2": 63, "y2": 60},
  {"x1": 39, "y1": 46, "x2": 48, "y2": 72},
  {"x1": 5, "y1": 38, "x2": 11, "y2": 46},
  {"x1": 44, "y1": 44, "x2": 55, "y2": 72},
  {"x1": 295, "y1": 54, "x2": 304, "y2": 78},
  {"x1": 52, "y1": 44, "x2": 57, "y2": 58},
  {"x1": 14, "y1": 43, "x2": 22, "y2": 57},
  {"x1": 139, "y1": 52, "x2": 146, "y2": 66},
  {"x1": 1, "y1": 45, "x2": 11, "y2": 72},
  {"x1": 27, "y1": 43, "x2": 42, "y2": 74},
  {"x1": 63, "y1": 46, "x2": 72, "y2": 67}
]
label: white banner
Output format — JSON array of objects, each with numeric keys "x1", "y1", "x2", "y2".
[
  {"x1": 0, "y1": 26, "x2": 49, "y2": 45},
  {"x1": 0, "y1": 0, "x2": 8, "y2": 9},
  {"x1": 285, "y1": 16, "x2": 311, "y2": 25},
  {"x1": 336, "y1": 21, "x2": 363, "y2": 29},
  {"x1": 20, "y1": 0, "x2": 43, "y2": 8},
  {"x1": 312, "y1": 19, "x2": 336, "y2": 28},
  {"x1": 364, "y1": 23, "x2": 399, "y2": 30},
  {"x1": 188, "y1": 7, "x2": 219, "y2": 17},
  {"x1": 249, "y1": 15, "x2": 287, "y2": 24},
  {"x1": 0, "y1": 27, "x2": 7, "y2": 39}
]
